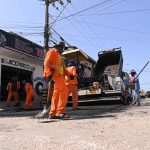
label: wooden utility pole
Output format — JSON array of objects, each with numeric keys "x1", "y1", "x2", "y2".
[
  {"x1": 42, "y1": 0, "x2": 71, "y2": 52},
  {"x1": 44, "y1": 0, "x2": 50, "y2": 52}
]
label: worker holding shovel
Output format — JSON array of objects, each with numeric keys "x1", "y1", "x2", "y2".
[
  {"x1": 129, "y1": 69, "x2": 140, "y2": 105},
  {"x1": 42, "y1": 41, "x2": 74, "y2": 119}
]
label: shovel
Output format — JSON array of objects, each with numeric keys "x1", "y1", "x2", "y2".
[{"x1": 35, "y1": 79, "x2": 52, "y2": 119}]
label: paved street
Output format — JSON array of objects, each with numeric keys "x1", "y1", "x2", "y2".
[{"x1": 0, "y1": 98, "x2": 150, "y2": 150}]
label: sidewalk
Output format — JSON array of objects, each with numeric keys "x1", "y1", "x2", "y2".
[{"x1": 0, "y1": 100, "x2": 42, "y2": 112}]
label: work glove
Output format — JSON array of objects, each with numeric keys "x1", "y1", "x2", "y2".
[
  {"x1": 47, "y1": 75, "x2": 52, "y2": 82},
  {"x1": 47, "y1": 68, "x2": 55, "y2": 82},
  {"x1": 70, "y1": 75, "x2": 74, "y2": 80},
  {"x1": 50, "y1": 68, "x2": 55, "y2": 74},
  {"x1": 43, "y1": 75, "x2": 52, "y2": 82}
]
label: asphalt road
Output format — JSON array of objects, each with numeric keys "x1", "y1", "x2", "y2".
[{"x1": 0, "y1": 98, "x2": 150, "y2": 150}]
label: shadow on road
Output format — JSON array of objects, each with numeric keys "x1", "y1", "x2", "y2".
[{"x1": 0, "y1": 100, "x2": 133, "y2": 121}]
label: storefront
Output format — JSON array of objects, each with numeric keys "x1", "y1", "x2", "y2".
[{"x1": 0, "y1": 29, "x2": 44, "y2": 101}]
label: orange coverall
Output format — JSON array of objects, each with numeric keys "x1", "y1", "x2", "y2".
[
  {"x1": 7, "y1": 81, "x2": 20, "y2": 106},
  {"x1": 65, "y1": 66, "x2": 78, "y2": 110},
  {"x1": 24, "y1": 83, "x2": 35, "y2": 110},
  {"x1": 43, "y1": 48, "x2": 70, "y2": 117}
]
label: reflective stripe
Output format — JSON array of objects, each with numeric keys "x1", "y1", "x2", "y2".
[
  {"x1": 58, "y1": 55, "x2": 64, "y2": 75},
  {"x1": 59, "y1": 99, "x2": 64, "y2": 103},
  {"x1": 47, "y1": 55, "x2": 64, "y2": 75}
]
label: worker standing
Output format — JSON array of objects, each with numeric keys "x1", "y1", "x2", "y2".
[
  {"x1": 43, "y1": 41, "x2": 74, "y2": 119},
  {"x1": 6, "y1": 76, "x2": 20, "y2": 107},
  {"x1": 65, "y1": 61, "x2": 78, "y2": 110},
  {"x1": 130, "y1": 69, "x2": 140, "y2": 105},
  {"x1": 22, "y1": 80, "x2": 35, "y2": 110}
]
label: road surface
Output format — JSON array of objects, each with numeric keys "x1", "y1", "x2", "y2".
[{"x1": 0, "y1": 98, "x2": 150, "y2": 150}]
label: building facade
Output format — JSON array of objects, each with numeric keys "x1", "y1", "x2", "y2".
[{"x1": 0, "y1": 29, "x2": 44, "y2": 102}]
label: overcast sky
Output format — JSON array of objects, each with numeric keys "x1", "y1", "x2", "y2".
[{"x1": 0, "y1": 0, "x2": 150, "y2": 90}]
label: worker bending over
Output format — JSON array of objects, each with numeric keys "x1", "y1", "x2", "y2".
[
  {"x1": 65, "y1": 61, "x2": 78, "y2": 110},
  {"x1": 22, "y1": 80, "x2": 35, "y2": 110}
]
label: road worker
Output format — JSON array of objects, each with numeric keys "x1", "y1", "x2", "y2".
[
  {"x1": 65, "y1": 61, "x2": 78, "y2": 110},
  {"x1": 43, "y1": 41, "x2": 74, "y2": 119},
  {"x1": 6, "y1": 76, "x2": 20, "y2": 107},
  {"x1": 130, "y1": 69, "x2": 140, "y2": 105},
  {"x1": 22, "y1": 80, "x2": 35, "y2": 110}
]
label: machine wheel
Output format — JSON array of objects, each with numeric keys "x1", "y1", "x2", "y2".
[{"x1": 123, "y1": 95, "x2": 133, "y2": 105}]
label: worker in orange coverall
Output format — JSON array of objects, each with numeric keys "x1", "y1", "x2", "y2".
[
  {"x1": 65, "y1": 61, "x2": 78, "y2": 110},
  {"x1": 22, "y1": 80, "x2": 35, "y2": 110},
  {"x1": 6, "y1": 76, "x2": 20, "y2": 107},
  {"x1": 43, "y1": 41, "x2": 74, "y2": 119}
]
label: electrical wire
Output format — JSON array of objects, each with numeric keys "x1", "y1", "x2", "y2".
[
  {"x1": 70, "y1": 3, "x2": 105, "y2": 49},
  {"x1": 74, "y1": 8, "x2": 150, "y2": 17},
  {"x1": 69, "y1": 21, "x2": 150, "y2": 36},
  {"x1": 59, "y1": 4, "x2": 102, "y2": 51},
  {"x1": 51, "y1": 27, "x2": 71, "y2": 46},
  {"x1": 52, "y1": 0, "x2": 119, "y2": 23},
  {"x1": 90, "y1": 0, "x2": 129, "y2": 14},
  {"x1": 51, "y1": 2, "x2": 69, "y2": 27}
]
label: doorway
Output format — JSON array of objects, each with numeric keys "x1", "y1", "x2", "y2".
[{"x1": 1, "y1": 65, "x2": 32, "y2": 101}]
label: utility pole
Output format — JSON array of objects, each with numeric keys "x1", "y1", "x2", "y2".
[
  {"x1": 36, "y1": 0, "x2": 72, "y2": 119},
  {"x1": 41, "y1": 0, "x2": 71, "y2": 52},
  {"x1": 44, "y1": 0, "x2": 50, "y2": 52}
]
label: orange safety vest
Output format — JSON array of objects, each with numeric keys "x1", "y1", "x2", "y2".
[
  {"x1": 25, "y1": 83, "x2": 35, "y2": 95},
  {"x1": 7, "y1": 81, "x2": 20, "y2": 91},
  {"x1": 43, "y1": 48, "x2": 70, "y2": 78},
  {"x1": 65, "y1": 66, "x2": 78, "y2": 85}
]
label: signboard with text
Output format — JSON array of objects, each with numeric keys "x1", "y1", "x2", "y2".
[
  {"x1": 0, "y1": 29, "x2": 44, "y2": 59},
  {"x1": 1, "y1": 57, "x2": 35, "y2": 71}
]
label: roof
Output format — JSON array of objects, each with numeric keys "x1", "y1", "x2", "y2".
[{"x1": 62, "y1": 48, "x2": 96, "y2": 63}]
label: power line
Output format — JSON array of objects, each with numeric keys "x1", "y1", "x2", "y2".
[
  {"x1": 62, "y1": 3, "x2": 103, "y2": 51},
  {"x1": 39, "y1": 0, "x2": 72, "y2": 51},
  {"x1": 52, "y1": 0, "x2": 131, "y2": 23},
  {"x1": 2, "y1": 8, "x2": 150, "y2": 31},
  {"x1": 75, "y1": 8, "x2": 150, "y2": 17},
  {"x1": 70, "y1": 21, "x2": 150, "y2": 36},
  {"x1": 2, "y1": 24, "x2": 149, "y2": 42},
  {"x1": 55, "y1": 32, "x2": 150, "y2": 44},
  {"x1": 52, "y1": 0, "x2": 118, "y2": 23},
  {"x1": 0, "y1": 20, "x2": 43, "y2": 25},
  {"x1": 51, "y1": 2, "x2": 69, "y2": 26},
  {"x1": 91, "y1": 0, "x2": 129, "y2": 13},
  {"x1": 2, "y1": 20, "x2": 150, "y2": 43},
  {"x1": 51, "y1": 27, "x2": 71, "y2": 46},
  {"x1": 43, "y1": 3, "x2": 74, "y2": 46},
  {"x1": 51, "y1": 2, "x2": 102, "y2": 50},
  {"x1": 70, "y1": 3, "x2": 105, "y2": 49}
]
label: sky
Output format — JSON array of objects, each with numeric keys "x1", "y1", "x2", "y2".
[{"x1": 0, "y1": 0, "x2": 150, "y2": 91}]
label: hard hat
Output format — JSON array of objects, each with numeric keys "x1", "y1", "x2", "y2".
[
  {"x1": 68, "y1": 61, "x2": 74, "y2": 67},
  {"x1": 22, "y1": 80, "x2": 26, "y2": 85},
  {"x1": 130, "y1": 69, "x2": 136, "y2": 74},
  {"x1": 55, "y1": 41, "x2": 65, "y2": 48}
]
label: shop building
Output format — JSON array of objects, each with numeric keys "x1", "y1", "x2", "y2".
[{"x1": 0, "y1": 29, "x2": 44, "y2": 101}]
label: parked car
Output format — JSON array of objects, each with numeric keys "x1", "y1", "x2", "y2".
[
  {"x1": 146, "y1": 91, "x2": 150, "y2": 98},
  {"x1": 140, "y1": 90, "x2": 146, "y2": 98}
]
